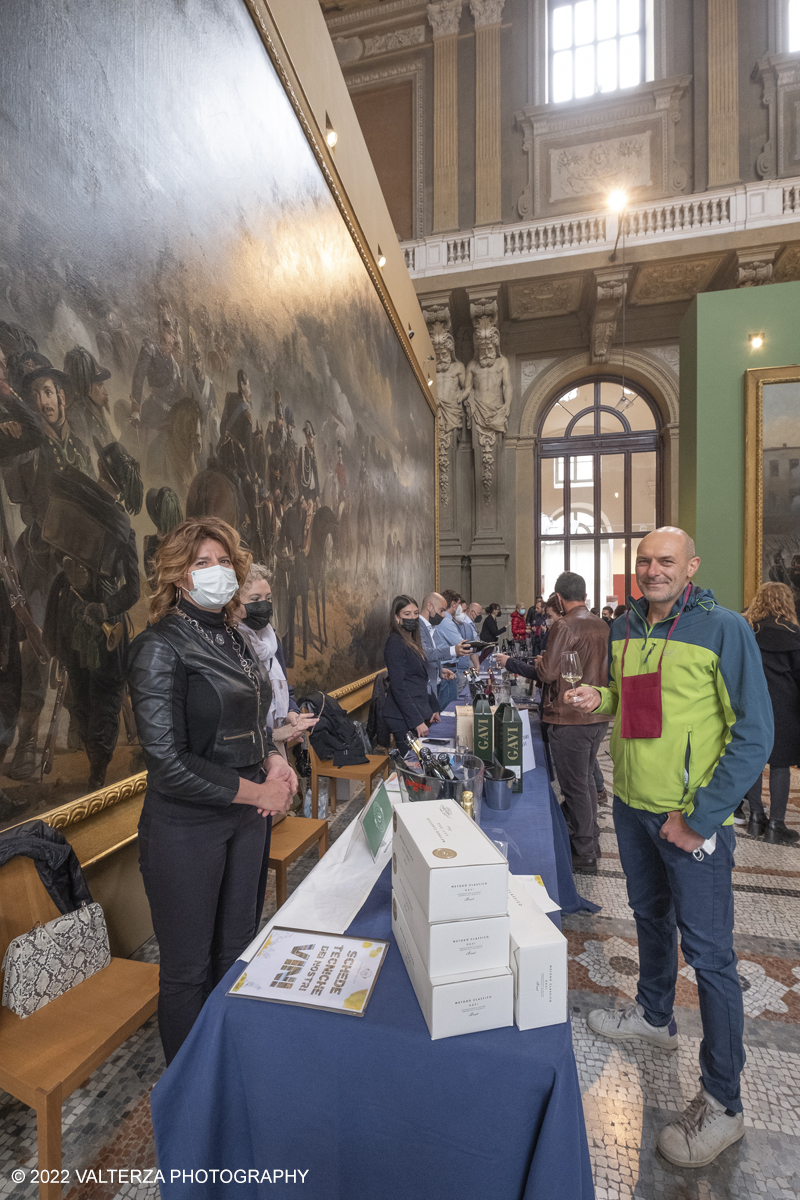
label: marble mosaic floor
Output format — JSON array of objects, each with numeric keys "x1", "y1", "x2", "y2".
[
  {"x1": 564, "y1": 741, "x2": 800, "y2": 1200},
  {"x1": 2, "y1": 749, "x2": 799, "y2": 1200}
]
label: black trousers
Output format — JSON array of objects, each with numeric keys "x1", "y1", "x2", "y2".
[
  {"x1": 547, "y1": 721, "x2": 609, "y2": 859},
  {"x1": 139, "y1": 795, "x2": 269, "y2": 1065}
]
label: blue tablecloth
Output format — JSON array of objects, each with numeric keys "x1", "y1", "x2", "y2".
[{"x1": 150, "y1": 711, "x2": 595, "y2": 1200}]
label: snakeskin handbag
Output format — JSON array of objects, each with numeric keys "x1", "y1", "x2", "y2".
[{"x1": 1, "y1": 901, "x2": 111, "y2": 1019}]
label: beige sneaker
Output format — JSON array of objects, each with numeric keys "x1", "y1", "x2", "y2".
[
  {"x1": 657, "y1": 1089, "x2": 744, "y2": 1168},
  {"x1": 587, "y1": 1002, "x2": 678, "y2": 1049}
]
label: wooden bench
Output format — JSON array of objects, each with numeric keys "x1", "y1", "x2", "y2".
[
  {"x1": 308, "y1": 745, "x2": 390, "y2": 821},
  {"x1": 0, "y1": 855, "x2": 159, "y2": 1200},
  {"x1": 268, "y1": 816, "x2": 329, "y2": 909}
]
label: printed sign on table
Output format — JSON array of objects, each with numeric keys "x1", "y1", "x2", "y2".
[{"x1": 228, "y1": 928, "x2": 389, "y2": 1017}]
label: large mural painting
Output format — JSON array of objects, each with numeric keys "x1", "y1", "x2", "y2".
[{"x1": 0, "y1": 0, "x2": 435, "y2": 826}]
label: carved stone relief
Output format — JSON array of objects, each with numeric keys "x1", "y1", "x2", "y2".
[
  {"x1": 735, "y1": 245, "x2": 781, "y2": 287},
  {"x1": 628, "y1": 256, "x2": 724, "y2": 306},
  {"x1": 754, "y1": 55, "x2": 800, "y2": 180},
  {"x1": 427, "y1": 0, "x2": 462, "y2": 38},
  {"x1": 514, "y1": 76, "x2": 691, "y2": 219},
  {"x1": 549, "y1": 132, "x2": 652, "y2": 203},
  {"x1": 773, "y1": 243, "x2": 800, "y2": 281},
  {"x1": 363, "y1": 26, "x2": 426, "y2": 57},
  {"x1": 520, "y1": 357, "x2": 558, "y2": 395},
  {"x1": 591, "y1": 267, "x2": 629, "y2": 364},
  {"x1": 508, "y1": 276, "x2": 583, "y2": 320},
  {"x1": 647, "y1": 345, "x2": 680, "y2": 377}
]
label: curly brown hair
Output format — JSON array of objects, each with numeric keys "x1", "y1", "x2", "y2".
[
  {"x1": 743, "y1": 581, "x2": 798, "y2": 630},
  {"x1": 148, "y1": 516, "x2": 252, "y2": 624}
]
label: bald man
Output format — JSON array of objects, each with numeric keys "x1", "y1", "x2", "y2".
[
  {"x1": 571, "y1": 527, "x2": 773, "y2": 1168},
  {"x1": 419, "y1": 592, "x2": 470, "y2": 709}
]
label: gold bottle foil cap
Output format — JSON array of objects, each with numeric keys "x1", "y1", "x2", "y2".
[{"x1": 462, "y1": 790, "x2": 474, "y2": 819}]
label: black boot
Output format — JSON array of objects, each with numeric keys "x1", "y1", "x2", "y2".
[
  {"x1": 0, "y1": 787, "x2": 29, "y2": 821},
  {"x1": 762, "y1": 819, "x2": 800, "y2": 846},
  {"x1": 747, "y1": 812, "x2": 768, "y2": 838},
  {"x1": 7, "y1": 716, "x2": 39, "y2": 781}
]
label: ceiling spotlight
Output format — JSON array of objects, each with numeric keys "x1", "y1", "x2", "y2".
[
  {"x1": 377, "y1": 246, "x2": 386, "y2": 268},
  {"x1": 750, "y1": 334, "x2": 764, "y2": 350},
  {"x1": 427, "y1": 377, "x2": 433, "y2": 387},
  {"x1": 325, "y1": 114, "x2": 338, "y2": 149},
  {"x1": 607, "y1": 189, "x2": 628, "y2": 213}
]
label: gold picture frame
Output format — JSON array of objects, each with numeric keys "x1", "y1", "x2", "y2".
[{"x1": 744, "y1": 364, "x2": 800, "y2": 607}]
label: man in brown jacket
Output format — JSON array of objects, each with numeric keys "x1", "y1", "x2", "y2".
[{"x1": 499, "y1": 570, "x2": 610, "y2": 872}]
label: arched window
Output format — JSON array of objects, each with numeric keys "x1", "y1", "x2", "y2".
[{"x1": 536, "y1": 377, "x2": 662, "y2": 612}]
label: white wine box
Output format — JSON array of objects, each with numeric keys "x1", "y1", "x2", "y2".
[
  {"x1": 392, "y1": 871, "x2": 510, "y2": 976},
  {"x1": 392, "y1": 800, "x2": 508, "y2": 923},
  {"x1": 508, "y1": 875, "x2": 568, "y2": 1031},
  {"x1": 392, "y1": 894, "x2": 513, "y2": 1040}
]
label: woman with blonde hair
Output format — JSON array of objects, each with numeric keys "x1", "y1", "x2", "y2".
[
  {"x1": 128, "y1": 516, "x2": 297, "y2": 1062},
  {"x1": 742, "y1": 581, "x2": 800, "y2": 845}
]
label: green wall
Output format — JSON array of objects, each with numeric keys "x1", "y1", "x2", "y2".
[{"x1": 679, "y1": 283, "x2": 800, "y2": 611}]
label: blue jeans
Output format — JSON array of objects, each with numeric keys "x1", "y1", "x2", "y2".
[
  {"x1": 613, "y1": 796, "x2": 744, "y2": 1112},
  {"x1": 437, "y1": 676, "x2": 458, "y2": 709}
]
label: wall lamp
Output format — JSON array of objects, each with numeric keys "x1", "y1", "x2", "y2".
[
  {"x1": 607, "y1": 189, "x2": 628, "y2": 262},
  {"x1": 750, "y1": 334, "x2": 764, "y2": 350},
  {"x1": 325, "y1": 114, "x2": 338, "y2": 150}
]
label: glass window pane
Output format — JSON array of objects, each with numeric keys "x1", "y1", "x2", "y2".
[
  {"x1": 599, "y1": 406, "x2": 626, "y2": 433},
  {"x1": 623, "y1": 394, "x2": 657, "y2": 430},
  {"x1": 573, "y1": 0, "x2": 594, "y2": 45},
  {"x1": 791, "y1": 0, "x2": 800, "y2": 52},
  {"x1": 541, "y1": 384, "x2": 594, "y2": 436},
  {"x1": 541, "y1": 540, "x2": 565, "y2": 599},
  {"x1": 598, "y1": 538, "x2": 619, "y2": 608},
  {"x1": 630, "y1": 536, "x2": 645, "y2": 601},
  {"x1": 570, "y1": 456, "x2": 595, "y2": 534},
  {"x1": 631, "y1": 451, "x2": 656, "y2": 532},
  {"x1": 570, "y1": 408, "x2": 596, "y2": 436},
  {"x1": 552, "y1": 5, "x2": 573, "y2": 51},
  {"x1": 552, "y1": 49, "x2": 574, "y2": 102},
  {"x1": 600, "y1": 454, "x2": 625, "y2": 532},
  {"x1": 596, "y1": 0, "x2": 616, "y2": 39},
  {"x1": 574, "y1": 44, "x2": 596, "y2": 96},
  {"x1": 619, "y1": 0, "x2": 641, "y2": 34},
  {"x1": 597, "y1": 38, "x2": 618, "y2": 91},
  {"x1": 541, "y1": 457, "x2": 565, "y2": 535},
  {"x1": 607, "y1": 539, "x2": 628, "y2": 607},
  {"x1": 619, "y1": 33, "x2": 641, "y2": 87},
  {"x1": 569, "y1": 541, "x2": 595, "y2": 605}
]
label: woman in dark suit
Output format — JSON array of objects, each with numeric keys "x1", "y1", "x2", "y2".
[
  {"x1": 383, "y1": 594, "x2": 438, "y2": 751},
  {"x1": 743, "y1": 581, "x2": 800, "y2": 845},
  {"x1": 481, "y1": 603, "x2": 506, "y2": 644}
]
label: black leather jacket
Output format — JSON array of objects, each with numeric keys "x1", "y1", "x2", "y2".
[{"x1": 128, "y1": 613, "x2": 277, "y2": 806}]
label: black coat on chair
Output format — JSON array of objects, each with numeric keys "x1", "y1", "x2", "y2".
[
  {"x1": 751, "y1": 615, "x2": 800, "y2": 768},
  {"x1": 382, "y1": 632, "x2": 435, "y2": 737}
]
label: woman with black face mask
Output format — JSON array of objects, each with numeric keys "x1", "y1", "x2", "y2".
[{"x1": 383, "y1": 594, "x2": 439, "y2": 753}]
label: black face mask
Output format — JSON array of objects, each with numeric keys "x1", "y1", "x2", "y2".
[
  {"x1": 243, "y1": 599, "x2": 273, "y2": 631},
  {"x1": 429, "y1": 611, "x2": 444, "y2": 626},
  {"x1": 400, "y1": 617, "x2": 419, "y2": 634}
]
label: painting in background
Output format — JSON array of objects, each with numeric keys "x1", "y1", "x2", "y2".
[
  {"x1": 0, "y1": 0, "x2": 435, "y2": 827},
  {"x1": 761, "y1": 380, "x2": 800, "y2": 610}
]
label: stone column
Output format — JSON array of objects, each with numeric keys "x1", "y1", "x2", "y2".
[
  {"x1": 463, "y1": 287, "x2": 510, "y2": 598},
  {"x1": 422, "y1": 291, "x2": 467, "y2": 588},
  {"x1": 428, "y1": 1, "x2": 462, "y2": 233},
  {"x1": 707, "y1": 0, "x2": 740, "y2": 186},
  {"x1": 470, "y1": 0, "x2": 504, "y2": 226}
]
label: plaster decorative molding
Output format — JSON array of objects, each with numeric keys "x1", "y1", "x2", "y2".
[
  {"x1": 477, "y1": 428, "x2": 496, "y2": 505},
  {"x1": 326, "y1": 0, "x2": 426, "y2": 32},
  {"x1": 628, "y1": 255, "x2": 724, "y2": 306},
  {"x1": 518, "y1": 349, "x2": 679, "y2": 439},
  {"x1": 427, "y1": 0, "x2": 462, "y2": 38},
  {"x1": 469, "y1": 0, "x2": 505, "y2": 27},
  {"x1": 514, "y1": 75, "x2": 691, "y2": 220},
  {"x1": 520, "y1": 356, "x2": 558, "y2": 394},
  {"x1": 45, "y1": 773, "x2": 147, "y2": 830},
  {"x1": 735, "y1": 245, "x2": 781, "y2": 287},
  {"x1": 333, "y1": 37, "x2": 364, "y2": 65},
  {"x1": 647, "y1": 345, "x2": 680, "y2": 377},
  {"x1": 363, "y1": 25, "x2": 426, "y2": 56},
  {"x1": 346, "y1": 58, "x2": 425, "y2": 240},
  {"x1": 754, "y1": 54, "x2": 800, "y2": 180},
  {"x1": 509, "y1": 277, "x2": 583, "y2": 321},
  {"x1": 774, "y1": 242, "x2": 800, "y2": 281},
  {"x1": 550, "y1": 132, "x2": 652, "y2": 203}
]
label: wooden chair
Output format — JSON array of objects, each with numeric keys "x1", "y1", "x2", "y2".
[
  {"x1": 0, "y1": 855, "x2": 159, "y2": 1200},
  {"x1": 308, "y1": 744, "x2": 390, "y2": 820},
  {"x1": 268, "y1": 816, "x2": 329, "y2": 909}
]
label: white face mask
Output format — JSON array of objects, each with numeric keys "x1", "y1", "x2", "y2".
[{"x1": 187, "y1": 564, "x2": 238, "y2": 609}]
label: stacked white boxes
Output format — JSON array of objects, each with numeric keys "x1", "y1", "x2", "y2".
[
  {"x1": 507, "y1": 876, "x2": 568, "y2": 1030},
  {"x1": 391, "y1": 799, "x2": 513, "y2": 1039}
]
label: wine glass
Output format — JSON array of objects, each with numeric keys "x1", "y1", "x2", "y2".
[{"x1": 561, "y1": 651, "x2": 582, "y2": 703}]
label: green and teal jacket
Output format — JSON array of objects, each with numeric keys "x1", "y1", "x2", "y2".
[{"x1": 594, "y1": 586, "x2": 773, "y2": 838}]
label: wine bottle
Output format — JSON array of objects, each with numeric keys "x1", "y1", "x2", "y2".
[
  {"x1": 436, "y1": 753, "x2": 456, "y2": 780},
  {"x1": 408, "y1": 737, "x2": 448, "y2": 780}
]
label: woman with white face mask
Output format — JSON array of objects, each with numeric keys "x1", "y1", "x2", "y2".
[{"x1": 128, "y1": 517, "x2": 298, "y2": 1065}]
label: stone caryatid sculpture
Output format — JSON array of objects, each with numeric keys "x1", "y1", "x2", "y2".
[
  {"x1": 463, "y1": 296, "x2": 511, "y2": 505},
  {"x1": 423, "y1": 300, "x2": 466, "y2": 509}
]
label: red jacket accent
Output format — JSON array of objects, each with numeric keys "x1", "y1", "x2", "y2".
[{"x1": 510, "y1": 612, "x2": 527, "y2": 640}]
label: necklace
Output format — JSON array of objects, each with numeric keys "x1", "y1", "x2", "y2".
[{"x1": 175, "y1": 608, "x2": 261, "y2": 694}]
